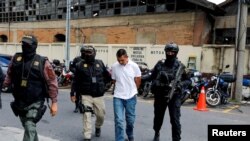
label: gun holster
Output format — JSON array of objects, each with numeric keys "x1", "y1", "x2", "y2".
[
  {"x1": 84, "y1": 106, "x2": 94, "y2": 114},
  {"x1": 10, "y1": 102, "x2": 27, "y2": 117},
  {"x1": 33, "y1": 105, "x2": 47, "y2": 123}
]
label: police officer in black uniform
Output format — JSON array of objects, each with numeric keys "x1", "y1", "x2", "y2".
[
  {"x1": 72, "y1": 45, "x2": 111, "y2": 141},
  {"x1": 2, "y1": 35, "x2": 58, "y2": 141},
  {"x1": 150, "y1": 42, "x2": 191, "y2": 141},
  {"x1": 70, "y1": 45, "x2": 85, "y2": 113}
]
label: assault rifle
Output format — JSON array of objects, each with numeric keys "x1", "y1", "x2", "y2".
[{"x1": 166, "y1": 62, "x2": 185, "y2": 103}]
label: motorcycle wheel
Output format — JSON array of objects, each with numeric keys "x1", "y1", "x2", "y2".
[
  {"x1": 142, "y1": 87, "x2": 150, "y2": 98},
  {"x1": 142, "y1": 82, "x2": 152, "y2": 98},
  {"x1": 206, "y1": 90, "x2": 221, "y2": 107}
]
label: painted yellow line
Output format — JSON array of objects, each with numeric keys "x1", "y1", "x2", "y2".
[{"x1": 222, "y1": 105, "x2": 240, "y2": 113}]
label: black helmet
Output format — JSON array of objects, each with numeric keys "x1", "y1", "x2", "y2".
[
  {"x1": 164, "y1": 42, "x2": 179, "y2": 54},
  {"x1": 81, "y1": 45, "x2": 96, "y2": 63}
]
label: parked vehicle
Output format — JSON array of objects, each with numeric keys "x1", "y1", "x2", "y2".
[
  {"x1": 242, "y1": 78, "x2": 250, "y2": 100},
  {"x1": 205, "y1": 65, "x2": 236, "y2": 107},
  {"x1": 52, "y1": 59, "x2": 64, "y2": 77},
  {"x1": 0, "y1": 54, "x2": 12, "y2": 92},
  {"x1": 52, "y1": 59, "x2": 73, "y2": 87},
  {"x1": 137, "y1": 62, "x2": 153, "y2": 98},
  {"x1": 57, "y1": 68, "x2": 73, "y2": 87},
  {"x1": 181, "y1": 69, "x2": 209, "y2": 104}
]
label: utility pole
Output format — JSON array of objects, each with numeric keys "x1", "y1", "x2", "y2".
[
  {"x1": 234, "y1": 0, "x2": 248, "y2": 103},
  {"x1": 65, "y1": 0, "x2": 71, "y2": 70}
]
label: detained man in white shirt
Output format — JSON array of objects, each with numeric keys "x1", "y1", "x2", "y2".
[{"x1": 111, "y1": 49, "x2": 141, "y2": 141}]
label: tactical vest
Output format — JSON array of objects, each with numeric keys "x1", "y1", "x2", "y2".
[
  {"x1": 151, "y1": 59, "x2": 181, "y2": 94},
  {"x1": 157, "y1": 59, "x2": 180, "y2": 82},
  {"x1": 75, "y1": 59, "x2": 105, "y2": 97},
  {"x1": 11, "y1": 53, "x2": 47, "y2": 106}
]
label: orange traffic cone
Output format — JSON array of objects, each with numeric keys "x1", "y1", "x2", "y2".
[{"x1": 193, "y1": 86, "x2": 208, "y2": 111}]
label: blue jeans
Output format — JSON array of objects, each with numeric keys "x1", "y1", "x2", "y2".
[{"x1": 113, "y1": 95, "x2": 137, "y2": 141}]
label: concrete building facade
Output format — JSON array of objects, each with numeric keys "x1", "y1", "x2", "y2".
[{"x1": 0, "y1": 0, "x2": 222, "y2": 45}]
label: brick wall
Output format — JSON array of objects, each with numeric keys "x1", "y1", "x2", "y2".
[{"x1": 0, "y1": 12, "x2": 208, "y2": 45}]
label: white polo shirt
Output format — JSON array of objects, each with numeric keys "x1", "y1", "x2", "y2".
[{"x1": 111, "y1": 59, "x2": 141, "y2": 99}]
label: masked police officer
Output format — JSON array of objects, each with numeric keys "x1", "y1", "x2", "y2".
[
  {"x1": 150, "y1": 42, "x2": 191, "y2": 141},
  {"x1": 70, "y1": 45, "x2": 85, "y2": 113},
  {"x1": 2, "y1": 35, "x2": 58, "y2": 141},
  {"x1": 72, "y1": 45, "x2": 111, "y2": 141}
]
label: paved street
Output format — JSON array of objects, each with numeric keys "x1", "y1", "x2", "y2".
[{"x1": 1, "y1": 88, "x2": 250, "y2": 141}]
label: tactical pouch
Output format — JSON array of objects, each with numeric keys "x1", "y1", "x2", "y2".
[
  {"x1": 33, "y1": 105, "x2": 47, "y2": 123},
  {"x1": 84, "y1": 106, "x2": 94, "y2": 114},
  {"x1": 10, "y1": 102, "x2": 27, "y2": 117}
]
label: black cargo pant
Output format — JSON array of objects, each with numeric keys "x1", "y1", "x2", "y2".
[{"x1": 153, "y1": 94, "x2": 182, "y2": 141}]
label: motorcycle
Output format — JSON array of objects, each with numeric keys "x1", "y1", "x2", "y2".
[
  {"x1": 57, "y1": 68, "x2": 73, "y2": 87},
  {"x1": 205, "y1": 65, "x2": 236, "y2": 107},
  {"x1": 242, "y1": 78, "x2": 250, "y2": 100},
  {"x1": 52, "y1": 59, "x2": 63, "y2": 78},
  {"x1": 181, "y1": 69, "x2": 209, "y2": 104},
  {"x1": 137, "y1": 62, "x2": 153, "y2": 98},
  {"x1": 55, "y1": 60, "x2": 73, "y2": 87}
]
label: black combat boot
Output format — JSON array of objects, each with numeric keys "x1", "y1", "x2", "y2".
[
  {"x1": 95, "y1": 128, "x2": 101, "y2": 137},
  {"x1": 74, "y1": 107, "x2": 78, "y2": 113},
  {"x1": 74, "y1": 102, "x2": 78, "y2": 113},
  {"x1": 153, "y1": 132, "x2": 160, "y2": 141}
]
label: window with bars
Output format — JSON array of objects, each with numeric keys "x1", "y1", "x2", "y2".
[{"x1": 0, "y1": 0, "x2": 191, "y2": 23}]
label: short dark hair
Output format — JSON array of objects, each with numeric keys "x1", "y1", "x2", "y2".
[{"x1": 116, "y1": 49, "x2": 127, "y2": 57}]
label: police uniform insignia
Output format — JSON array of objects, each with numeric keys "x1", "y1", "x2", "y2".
[
  {"x1": 34, "y1": 61, "x2": 39, "y2": 66},
  {"x1": 17, "y1": 56, "x2": 22, "y2": 61},
  {"x1": 84, "y1": 64, "x2": 88, "y2": 67},
  {"x1": 96, "y1": 64, "x2": 100, "y2": 68},
  {"x1": 21, "y1": 79, "x2": 27, "y2": 87}
]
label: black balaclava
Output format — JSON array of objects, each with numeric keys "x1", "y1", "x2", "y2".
[
  {"x1": 165, "y1": 52, "x2": 177, "y2": 64},
  {"x1": 84, "y1": 46, "x2": 96, "y2": 64},
  {"x1": 85, "y1": 52, "x2": 95, "y2": 63},
  {"x1": 21, "y1": 35, "x2": 38, "y2": 60}
]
